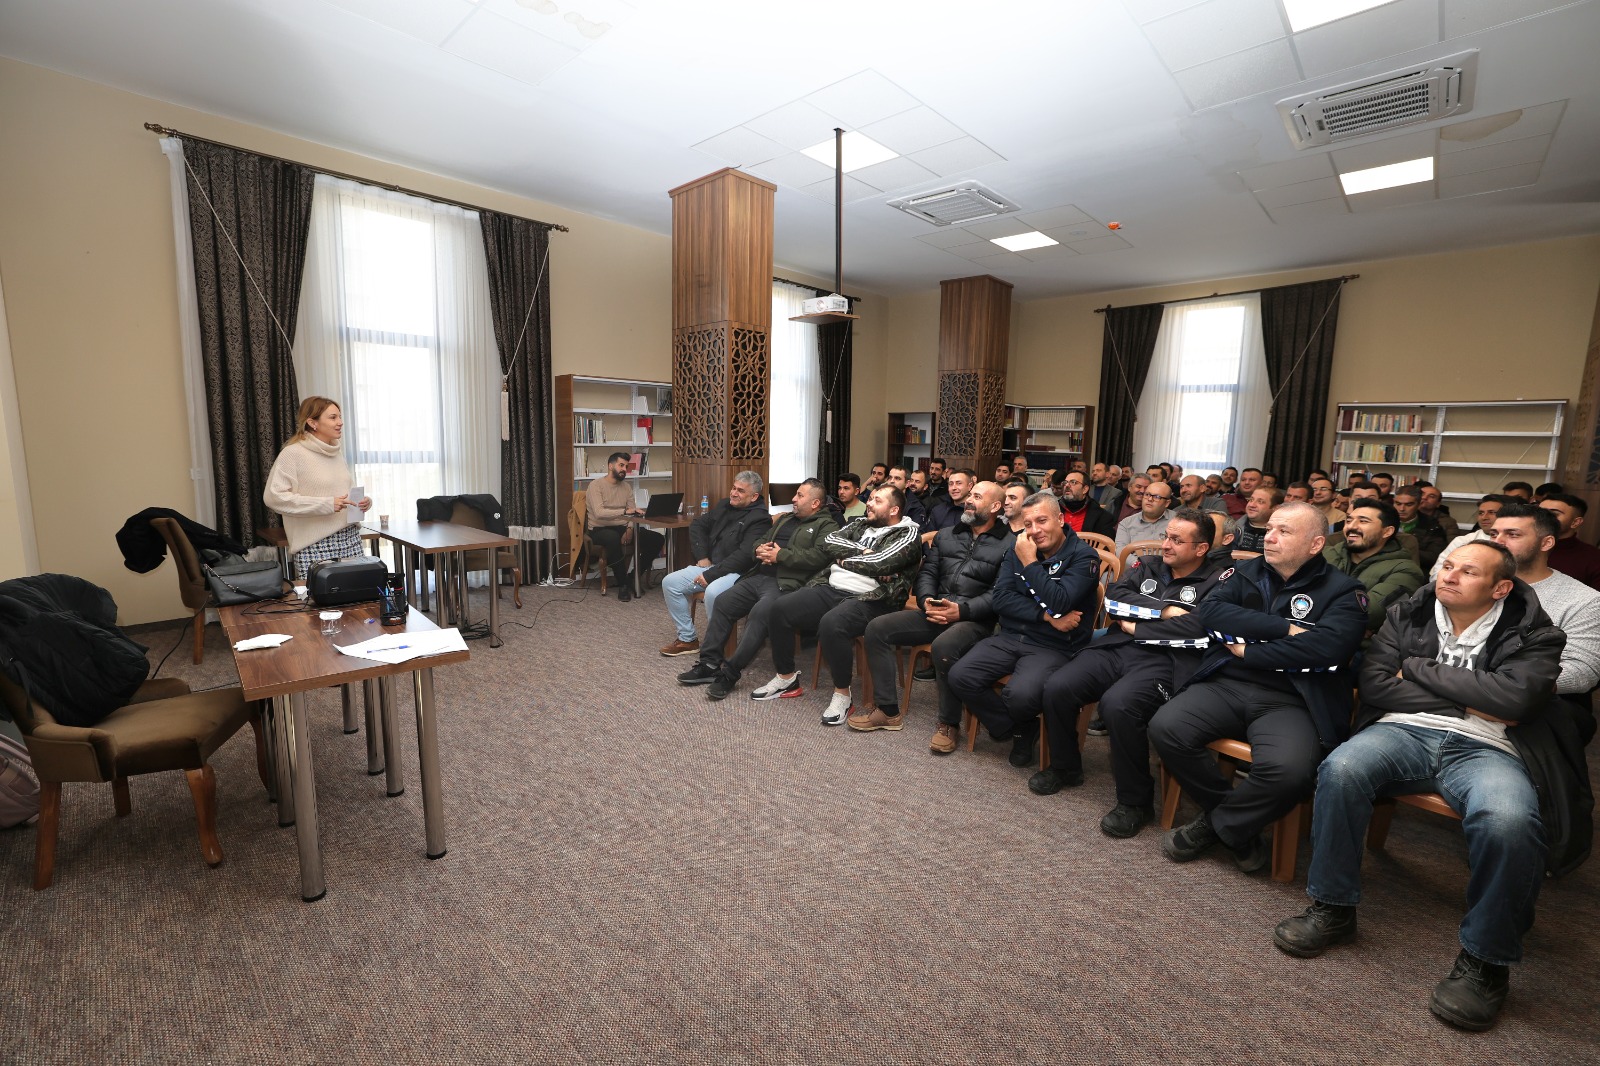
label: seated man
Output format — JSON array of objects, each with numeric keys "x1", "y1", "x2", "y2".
[
  {"x1": 1036, "y1": 509, "x2": 1229, "y2": 836},
  {"x1": 1392, "y1": 484, "x2": 1447, "y2": 571},
  {"x1": 1539, "y1": 492, "x2": 1600, "y2": 590},
  {"x1": 947, "y1": 493, "x2": 1101, "y2": 768},
  {"x1": 1177, "y1": 474, "x2": 1228, "y2": 518},
  {"x1": 677, "y1": 480, "x2": 837, "y2": 696},
  {"x1": 922, "y1": 468, "x2": 974, "y2": 535},
  {"x1": 658, "y1": 470, "x2": 769, "y2": 657},
  {"x1": 1430, "y1": 494, "x2": 1510, "y2": 579},
  {"x1": 1283, "y1": 481, "x2": 1312, "y2": 504},
  {"x1": 1221, "y1": 467, "x2": 1261, "y2": 518},
  {"x1": 1322, "y1": 498, "x2": 1425, "y2": 645},
  {"x1": 886, "y1": 465, "x2": 928, "y2": 526},
  {"x1": 1115, "y1": 478, "x2": 1173, "y2": 550},
  {"x1": 1369, "y1": 471, "x2": 1395, "y2": 499},
  {"x1": 1058, "y1": 469, "x2": 1118, "y2": 540},
  {"x1": 850, "y1": 481, "x2": 1013, "y2": 741},
  {"x1": 736, "y1": 485, "x2": 923, "y2": 724},
  {"x1": 1002, "y1": 479, "x2": 1029, "y2": 535},
  {"x1": 836, "y1": 473, "x2": 867, "y2": 521},
  {"x1": 1089, "y1": 462, "x2": 1124, "y2": 515},
  {"x1": 908, "y1": 469, "x2": 930, "y2": 500},
  {"x1": 864, "y1": 463, "x2": 888, "y2": 492},
  {"x1": 1222, "y1": 486, "x2": 1283, "y2": 554},
  {"x1": 924, "y1": 457, "x2": 950, "y2": 506},
  {"x1": 1117, "y1": 475, "x2": 1150, "y2": 523},
  {"x1": 994, "y1": 461, "x2": 1014, "y2": 485},
  {"x1": 1149, "y1": 502, "x2": 1366, "y2": 873},
  {"x1": 1501, "y1": 480, "x2": 1534, "y2": 502},
  {"x1": 584, "y1": 450, "x2": 664, "y2": 602},
  {"x1": 1418, "y1": 482, "x2": 1461, "y2": 541},
  {"x1": 1274, "y1": 540, "x2": 1589, "y2": 1032}
]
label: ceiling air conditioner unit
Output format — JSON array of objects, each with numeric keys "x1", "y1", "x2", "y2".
[
  {"x1": 1277, "y1": 50, "x2": 1478, "y2": 149},
  {"x1": 887, "y1": 182, "x2": 1020, "y2": 226}
]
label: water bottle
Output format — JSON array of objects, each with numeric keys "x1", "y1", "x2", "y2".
[{"x1": 700, "y1": 495, "x2": 710, "y2": 514}]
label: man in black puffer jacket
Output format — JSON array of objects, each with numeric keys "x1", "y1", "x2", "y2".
[
  {"x1": 659, "y1": 472, "x2": 770, "y2": 657},
  {"x1": 1273, "y1": 539, "x2": 1590, "y2": 1033},
  {"x1": 851, "y1": 480, "x2": 1015, "y2": 742}
]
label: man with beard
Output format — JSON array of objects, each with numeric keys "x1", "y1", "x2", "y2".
[
  {"x1": 1392, "y1": 484, "x2": 1447, "y2": 572},
  {"x1": 885, "y1": 465, "x2": 928, "y2": 527},
  {"x1": 1118, "y1": 475, "x2": 1151, "y2": 523},
  {"x1": 852, "y1": 481, "x2": 1014, "y2": 745},
  {"x1": 1177, "y1": 474, "x2": 1228, "y2": 520},
  {"x1": 1322, "y1": 498, "x2": 1425, "y2": 644},
  {"x1": 1089, "y1": 462, "x2": 1124, "y2": 515},
  {"x1": 1538, "y1": 493, "x2": 1600, "y2": 590},
  {"x1": 584, "y1": 451, "x2": 665, "y2": 602},
  {"x1": 1418, "y1": 483, "x2": 1461, "y2": 541},
  {"x1": 1058, "y1": 469, "x2": 1118, "y2": 540},
  {"x1": 1002, "y1": 479, "x2": 1029, "y2": 535}
]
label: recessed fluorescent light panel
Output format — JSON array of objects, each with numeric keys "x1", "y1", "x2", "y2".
[
  {"x1": 1338, "y1": 156, "x2": 1434, "y2": 195},
  {"x1": 990, "y1": 231, "x2": 1059, "y2": 252},
  {"x1": 800, "y1": 131, "x2": 898, "y2": 173},
  {"x1": 1281, "y1": 0, "x2": 1400, "y2": 33}
]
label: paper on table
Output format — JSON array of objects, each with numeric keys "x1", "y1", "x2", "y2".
[
  {"x1": 334, "y1": 627, "x2": 468, "y2": 664},
  {"x1": 345, "y1": 485, "x2": 365, "y2": 526},
  {"x1": 234, "y1": 634, "x2": 293, "y2": 651}
]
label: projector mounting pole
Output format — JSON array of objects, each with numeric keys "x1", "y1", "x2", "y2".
[{"x1": 834, "y1": 127, "x2": 843, "y2": 295}]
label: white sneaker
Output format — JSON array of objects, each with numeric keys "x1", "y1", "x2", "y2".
[
  {"x1": 751, "y1": 673, "x2": 802, "y2": 701},
  {"x1": 821, "y1": 691, "x2": 852, "y2": 726}
]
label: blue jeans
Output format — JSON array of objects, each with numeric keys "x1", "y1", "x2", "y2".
[
  {"x1": 662, "y1": 565, "x2": 738, "y2": 642},
  {"x1": 1306, "y1": 722, "x2": 1545, "y2": 965}
]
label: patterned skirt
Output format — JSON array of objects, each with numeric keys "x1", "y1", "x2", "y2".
[{"x1": 293, "y1": 523, "x2": 365, "y2": 581}]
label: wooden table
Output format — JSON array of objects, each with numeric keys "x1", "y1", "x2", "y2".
[
  {"x1": 365, "y1": 518, "x2": 515, "y2": 648},
  {"x1": 221, "y1": 600, "x2": 469, "y2": 901},
  {"x1": 627, "y1": 513, "x2": 694, "y2": 597}
]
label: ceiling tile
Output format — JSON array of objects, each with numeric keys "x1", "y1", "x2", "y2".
[
  {"x1": 1172, "y1": 38, "x2": 1302, "y2": 110},
  {"x1": 909, "y1": 137, "x2": 1005, "y2": 175},
  {"x1": 916, "y1": 229, "x2": 991, "y2": 249},
  {"x1": 1043, "y1": 222, "x2": 1109, "y2": 242},
  {"x1": 1016, "y1": 205, "x2": 1095, "y2": 230},
  {"x1": 1439, "y1": 101, "x2": 1566, "y2": 153},
  {"x1": 1330, "y1": 128, "x2": 1438, "y2": 173},
  {"x1": 1437, "y1": 135, "x2": 1550, "y2": 176},
  {"x1": 1265, "y1": 197, "x2": 1351, "y2": 223},
  {"x1": 442, "y1": 8, "x2": 579, "y2": 86},
  {"x1": 962, "y1": 218, "x2": 1035, "y2": 240},
  {"x1": 479, "y1": 0, "x2": 635, "y2": 50},
  {"x1": 1254, "y1": 175, "x2": 1345, "y2": 207},
  {"x1": 961, "y1": 249, "x2": 1021, "y2": 264},
  {"x1": 1346, "y1": 180, "x2": 1437, "y2": 211},
  {"x1": 746, "y1": 152, "x2": 836, "y2": 189},
  {"x1": 1238, "y1": 153, "x2": 1337, "y2": 190},
  {"x1": 850, "y1": 155, "x2": 940, "y2": 194},
  {"x1": 692, "y1": 126, "x2": 791, "y2": 167},
  {"x1": 1291, "y1": 0, "x2": 1438, "y2": 79},
  {"x1": 1016, "y1": 243, "x2": 1080, "y2": 261},
  {"x1": 805, "y1": 70, "x2": 920, "y2": 128},
  {"x1": 1438, "y1": 161, "x2": 1544, "y2": 199},
  {"x1": 799, "y1": 174, "x2": 878, "y2": 204},
  {"x1": 746, "y1": 100, "x2": 846, "y2": 152},
  {"x1": 1143, "y1": 0, "x2": 1287, "y2": 72},
  {"x1": 324, "y1": 0, "x2": 477, "y2": 45},
  {"x1": 1443, "y1": 0, "x2": 1570, "y2": 38},
  {"x1": 1123, "y1": 0, "x2": 1211, "y2": 24},
  {"x1": 858, "y1": 107, "x2": 966, "y2": 156},
  {"x1": 1067, "y1": 234, "x2": 1134, "y2": 254}
]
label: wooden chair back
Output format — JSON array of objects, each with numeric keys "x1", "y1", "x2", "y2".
[
  {"x1": 1117, "y1": 539, "x2": 1163, "y2": 571},
  {"x1": 1078, "y1": 531, "x2": 1116, "y2": 554}
]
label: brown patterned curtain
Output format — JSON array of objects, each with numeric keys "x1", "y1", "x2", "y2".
[
  {"x1": 479, "y1": 212, "x2": 556, "y2": 541},
  {"x1": 1094, "y1": 302, "x2": 1165, "y2": 468},
  {"x1": 1260, "y1": 278, "x2": 1346, "y2": 481},
  {"x1": 181, "y1": 138, "x2": 315, "y2": 547},
  {"x1": 816, "y1": 317, "x2": 853, "y2": 489}
]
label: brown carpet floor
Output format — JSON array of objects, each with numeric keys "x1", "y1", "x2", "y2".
[{"x1": 2, "y1": 583, "x2": 1597, "y2": 1064}]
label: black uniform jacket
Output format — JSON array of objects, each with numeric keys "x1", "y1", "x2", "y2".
[{"x1": 1100, "y1": 552, "x2": 1231, "y2": 688}]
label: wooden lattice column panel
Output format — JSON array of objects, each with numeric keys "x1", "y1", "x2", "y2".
[
  {"x1": 937, "y1": 275, "x2": 1013, "y2": 475},
  {"x1": 669, "y1": 169, "x2": 775, "y2": 510}
]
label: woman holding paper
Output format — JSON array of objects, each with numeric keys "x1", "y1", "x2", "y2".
[{"x1": 264, "y1": 395, "x2": 372, "y2": 580}]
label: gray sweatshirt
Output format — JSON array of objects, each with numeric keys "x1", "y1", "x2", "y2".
[{"x1": 1527, "y1": 568, "x2": 1600, "y2": 694}]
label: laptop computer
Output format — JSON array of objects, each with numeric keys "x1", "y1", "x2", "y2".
[{"x1": 643, "y1": 492, "x2": 683, "y2": 518}]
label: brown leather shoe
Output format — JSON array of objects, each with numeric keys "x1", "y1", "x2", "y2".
[
  {"x1": 930, "y1": 721, "x2": 958, "y2": 754},
  {"x1": 847, "y1": 707, "x2": 904, "y2": 732},
  {"x1": 659, "y1": 638, "x2": 701, "y2": 657}
]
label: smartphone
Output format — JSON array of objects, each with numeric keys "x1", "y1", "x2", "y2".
[{"x1": 926, "y1": 598, "x2": 947, "y2": 606}]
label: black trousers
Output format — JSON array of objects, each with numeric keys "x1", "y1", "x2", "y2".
[
  {"x1": 862, "y1": 610, "x2": 990, "y2": 720},
  {"x1": 707, "y1": 575, "x2": 780, "y2": 673},
  {"x1": 1147, "y1": 674, "x2": 1323, "y2": 847},
  {"x1": 1042, "y1": 643, "x2": 1176, "y2": 801},
  {"x1": 945, "y1": 632, "x2": 1071, "y2": 739},
  {"x1": 586, "y1": 525, "x2": 663, "y2": 585},
  {"x1": 767, "y1": 585, "x2": 896, "y2": 689}
]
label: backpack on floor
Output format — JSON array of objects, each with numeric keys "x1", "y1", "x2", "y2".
[{"x1": 0, "y1": 721, "x2": 38, "y2": 828}]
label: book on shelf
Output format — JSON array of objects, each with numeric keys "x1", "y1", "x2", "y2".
[
  {"x1": 1332, "y1": 440, "x2": 1432, "y2": 464},
  {"x1": 634, "y1": 416, "x2": 653, "y2": 444},
  {"x1": 1338, "y1": 409, "x2": 1430, "y2": 433},
  {"x1": 633, "y1": 395, "x2": 649, "y2": 414},
  {"x1": 1028, "y1": 409, "x2": 1082, "y2": 431},
  {"x1": 627, "y1": 451, "x2": 648, "y2": 476}
]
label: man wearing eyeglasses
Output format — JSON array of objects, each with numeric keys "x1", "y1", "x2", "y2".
[{"x1": 1115, "y1": 480, "x2": 1174, "y2": 551}]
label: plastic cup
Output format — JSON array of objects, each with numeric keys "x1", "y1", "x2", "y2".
[
  {"x1": 379, "y1": 515, "x2": 390, "y2": 529},
  {"x1": 319, "y1": 610, "x2": 341, "y2": 636}
]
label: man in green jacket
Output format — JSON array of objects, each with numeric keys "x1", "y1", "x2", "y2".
[
  {"x1": 678, "y1": 480, "x2": 838, "y2": 692},
  {"x1": 1323, "y1": 498, "x2": 1425, "y2": 644}
]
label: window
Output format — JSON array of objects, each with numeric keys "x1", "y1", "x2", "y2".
[
  {"x1": 768, "y1": 281, "x2": 821, "y2": 484},
  {"x1": 1132, "y1": 293, "x2": 1270, "y2": 477}
]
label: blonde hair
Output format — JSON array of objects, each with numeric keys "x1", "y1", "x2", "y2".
[{"x1": 288, "y1": 396, "x2": 340, "y2": 444}]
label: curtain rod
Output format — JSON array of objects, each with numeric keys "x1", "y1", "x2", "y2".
[
  {"x1": 773, "y1": 275, "x2": 860, "y2": 303},
  {"x1": 144, "y1": 122, "x2": 569, "y2": 233},
  {"x1": 1092, "y1": 273, "x2": 1358, "y2": 313}
]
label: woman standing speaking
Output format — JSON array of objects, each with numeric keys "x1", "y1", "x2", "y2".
[{"x1": 264, "y1": 396, "x2": 372, "y2": 580}]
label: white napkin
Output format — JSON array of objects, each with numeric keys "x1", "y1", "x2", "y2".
[{"x1": 233, "y1": 634, "x2": 294, "y2": 651}]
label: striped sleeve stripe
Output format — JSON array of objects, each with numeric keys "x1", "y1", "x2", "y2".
[{"x1": 1105, "y1": 598, "x2": 1161, "y2": 620}]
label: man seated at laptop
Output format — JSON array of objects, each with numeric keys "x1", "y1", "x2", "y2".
[{"x1": 584, "y1": 451, "x2": 664, "y2": 602}]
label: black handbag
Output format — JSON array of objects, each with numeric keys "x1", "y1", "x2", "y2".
[{"x1": 202, "y1": 556, "x2": 284, "y2": 606}]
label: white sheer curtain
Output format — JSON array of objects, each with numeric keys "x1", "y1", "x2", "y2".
[
  {"x1": 294, "y1": 175, "x2": 501, "y2": 523},
  {"x1": 160, "y1": 137, "x2": 218, "y2": 528},
  {"x1": 769, "y1": 281, "x2": 821, "y2": 483},
  {"x1": 1132, "y1": 293, "x2": 1270, "y2": 477}
]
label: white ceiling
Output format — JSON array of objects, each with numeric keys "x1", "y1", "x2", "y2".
[{"x1": 3, "y1": 0, "x2": 1599, "y2": 299}]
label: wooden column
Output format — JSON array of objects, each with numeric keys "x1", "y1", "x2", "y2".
[
  {"x1": 669, "y1": 168, "x2": 776, "y2": 510},
  {"x1": 937, "y1": 275, "x2": 1013, "y2": 476},
  {"x1": 1560, "y1": 278, "x2": 1600, "y2": 544}
]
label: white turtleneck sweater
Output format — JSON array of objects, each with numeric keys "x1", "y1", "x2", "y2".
[{"x1": 263, "y1": 436, "x2": 354, "y2": 555}]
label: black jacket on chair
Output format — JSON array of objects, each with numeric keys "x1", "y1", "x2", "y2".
[
  {"x1": 416, "y1": 494, "x2": 509, "y2": 535},
  {"x1": 116, "y1": 508, "x2": 246, "y2": 574},
  {"x1": 0, "y1": 574, "x2": 148, "y2": 727}
]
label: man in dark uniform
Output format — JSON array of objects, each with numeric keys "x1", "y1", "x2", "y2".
[
  {"x1": 1149, "y1": 502, "x2": 1367, "y2": 873},
  {"x1": 1033, "y1": 509, "x2": 1230, "y2": 839}
]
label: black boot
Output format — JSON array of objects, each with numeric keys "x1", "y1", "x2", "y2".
[
  {"x1": 1273, "y1": 900, "x2": 1357, "y2": 958},
  {"x1": 1430, "y1": 949, "x2": 1509, "y2": 1031}
]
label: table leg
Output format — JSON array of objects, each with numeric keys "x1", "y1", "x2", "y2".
[
  {"x1": 412, "y1": 668, "x2": 447, "y2": 860},
  {"x1": 379, "y1": 675, "x2": 405, "y2": 797},
  {"x1": 488, "y1": 549, "x2": 502, "y2": 648},
  {"x1": 272, "y1": 694, "x2": 295, "y2": 828},
  {"x1": 259, "y1": 699, "x2": 279, "y2": 805},
  {"x1": 285, "y1": 691, "x2": 326, "y2": 902},
  {"x1": 341, "y1": 684, "x2": 358, "y2": 735},
  {"x1": 456, "y1": 550, "x2": 470, "y2": 633},
  {"x1": 632, "y1": 523, "x2": 642, "y2": 599},
  {"x1": 362, "y1": 679, "x2": 384, "y2": 776},
  {"x1": 276, "y1": 545, "x2": 291, "y2": 581}
]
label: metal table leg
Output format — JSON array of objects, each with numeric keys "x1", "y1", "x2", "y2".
[
  {"x1": 412, "y1": 667, "x2": 447, "y2": 860},
  {"x1": 632, "y1": 521, "x2": 642, "y2": 599},
  {"x1": 341, "y1": 684, "x2": 358, "y2": 735},
  {"x1": 379, "y1": 675, "x2": 405, "y2": 797},
  {"x1": 488, "y1": 549, "x2": 502, "y2": 648},
  {"x1": 259, "y1": 700, "x2": 279, "y2": 804},
  {"x1": 362, "y1": 679, "x2": 384, "y2": 776},
  {"x1": 284, "y1": 691, "x2": 326, "y2": 902},
  {"x1": 271, "y1": 694, "x2": 295, "y2": 828}
]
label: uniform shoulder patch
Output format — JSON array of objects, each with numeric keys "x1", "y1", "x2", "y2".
[
  {"x1": 1129, "y1": 557, "x2": 1140, "y2": 569},
  {"x1": 1218, "y1": 567, "x2": 1235, "y2": 582},
  {"x1": 1356, "y1": 590, "x2": 1369, "y2": 611}
]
